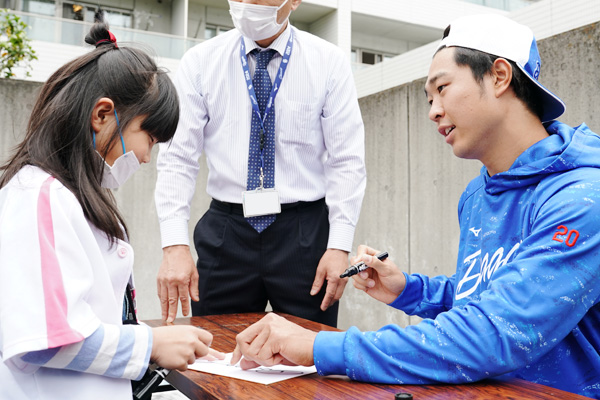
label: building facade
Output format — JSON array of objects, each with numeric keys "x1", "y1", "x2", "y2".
[{"x1": 4, "y1": 0, "x2": 542, "y2": 85}]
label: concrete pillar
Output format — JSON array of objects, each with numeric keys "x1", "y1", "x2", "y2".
[
  {"x1": 308, "y1": 2, "x2": 352, "y2": 58},
  {"x1": 336, "y1": 0, "x2": 352, "y2": 58},
  {"x1": 171, "y1": 0, "x2": 188, "y2": 37}
]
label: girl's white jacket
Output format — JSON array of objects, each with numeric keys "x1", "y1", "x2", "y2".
[{"x1": 0, "y1": 166, "x2": 144, "y2": 399}]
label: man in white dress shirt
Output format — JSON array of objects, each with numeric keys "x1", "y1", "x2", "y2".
[{"x1": 154, "y1": 0, "x2": 366, "y2": 326}]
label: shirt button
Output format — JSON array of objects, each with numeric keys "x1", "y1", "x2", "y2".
[{"x1": 118, "y1": 247, "x2": 128, "y2": 258}]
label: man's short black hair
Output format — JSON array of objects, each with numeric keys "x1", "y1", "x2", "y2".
[{"x1": 438, "y1": 25, "x2": 544, "y2": 120}]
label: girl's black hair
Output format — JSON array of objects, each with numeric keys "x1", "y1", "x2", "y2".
[
  {"x1": 437, "y1": 25, "x2": 544, "y2": 120},
  {"x1": 0, "y1": 11, "x2": 179, "y2": 242}
]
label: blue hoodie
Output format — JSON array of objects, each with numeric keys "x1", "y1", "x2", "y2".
[{"x1": 314, "y1": 122, "x2": 600, "y2": 399}]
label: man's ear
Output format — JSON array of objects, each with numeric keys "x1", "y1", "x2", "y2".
[
  {"x1": 90, "y1": 97, "x2": 115, "y2": 133},
  {"x1": 492, "y1": 58, "x2": 513, "y2": 98},
  {"x1": 291, "y1": 0, "x2": 301, "y2": 12}
]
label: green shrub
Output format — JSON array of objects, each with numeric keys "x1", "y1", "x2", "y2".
[{"x1": 0, "y1": 9, "x2": 37, "y2": 79}]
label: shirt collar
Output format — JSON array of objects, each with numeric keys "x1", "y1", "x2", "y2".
[{"x1": 243, "y1": 23, "x2": 292, "y2": 56}]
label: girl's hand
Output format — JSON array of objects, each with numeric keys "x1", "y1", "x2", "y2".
[{"x1": 151, "y1": 325, "x2": 215, "y2": 371}]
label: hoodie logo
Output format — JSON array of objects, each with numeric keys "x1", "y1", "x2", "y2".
[
  {"x1": 455, "y1": 241, "x2": 521, "y2": 300},
  {"x1": 469, "y1": 227, "x2": 481, "y2": 237}
]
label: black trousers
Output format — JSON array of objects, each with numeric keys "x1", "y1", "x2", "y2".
[{"x1": 191, "y1": 198, "x2": 338, "y2": 327}]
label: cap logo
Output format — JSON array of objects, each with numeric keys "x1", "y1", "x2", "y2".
[{"x1": 533, "y1": 60, "x2": 540, "y2": 80}]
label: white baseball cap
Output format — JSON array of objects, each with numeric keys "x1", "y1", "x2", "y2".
[{"x1": 437, "y1": 14, "x2": 565, "y2": 122}]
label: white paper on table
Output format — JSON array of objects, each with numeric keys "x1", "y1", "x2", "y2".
[{"x1": 188, "y1": 352, "x2": 317, "y2": 385}]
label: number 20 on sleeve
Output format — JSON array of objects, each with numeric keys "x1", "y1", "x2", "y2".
[{"x1": 552, "y1": 225, "x2": 579, "y2": 247}]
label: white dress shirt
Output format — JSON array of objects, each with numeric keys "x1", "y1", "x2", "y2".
[{"x1": 155, "y1": 24, "x2": 366, "y2": 252}]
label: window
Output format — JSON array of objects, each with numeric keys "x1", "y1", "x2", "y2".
[
  {"x1": 104, "y1": 8, "x2": 132, "y2": 29},
  {"x1": 361, "y1": 51, "x2": 381, "y2": 65},
  {"x1": 62, "y1": 3, "x2": 85, "y2": 21},
  {"x1": 21, "y1": 0, "x2": 55, "y2": 16},
  {"x1": 205, "y1": 24, "x2": 231, "y2": 40},
  {"x1": 353, "y1": 48, "x2": 395, "y2": 66},
  {"x1": 205, "y1": 25, "x2": 216, "y2": 39},
  {"x1": 61, "y1": 2, "x2": 132, "y2": 28}
]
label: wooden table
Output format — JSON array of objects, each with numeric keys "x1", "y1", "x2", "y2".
[{"x1": 145, "y1": 313, "x2": 592, "y2": 399}]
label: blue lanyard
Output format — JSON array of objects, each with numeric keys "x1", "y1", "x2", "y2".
[{"x1": 240, "y1": 30, "x2": 294, "y2": 175}]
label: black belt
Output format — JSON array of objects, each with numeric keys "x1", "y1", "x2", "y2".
[{"x1": 210, "y1": 198, "x2": 325, "y2": 215}]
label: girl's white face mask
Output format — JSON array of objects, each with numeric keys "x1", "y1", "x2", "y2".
[
  {"x1": 228, "y1": 0, "x2": 291, "y2": 41},
  {"x1": 99, "y1": 151, "x2": 140, "y2": 189},
  {"x1": 94, "y1": 110, "x2": 141, "y2": 189}
]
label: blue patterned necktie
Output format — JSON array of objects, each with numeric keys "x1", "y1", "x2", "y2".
[{"x1": 246, "y1": 49, "x2": 277, "y2": 232}]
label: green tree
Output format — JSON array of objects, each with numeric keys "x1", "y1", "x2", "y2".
[{"x1": 0, "y1": 9, "x2": 37, "y2": 79}]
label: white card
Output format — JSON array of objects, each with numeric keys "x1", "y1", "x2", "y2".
[
  {"x1": 242, "y1": 188, "x2": 281, "y2": 217},
  {"x1": 189, "y1": 353, "x2": 317, "y2": 385}
]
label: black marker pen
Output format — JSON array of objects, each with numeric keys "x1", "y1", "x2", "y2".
[{"x1": 340, "y1": 251, "x2": 388, "y2": 278}]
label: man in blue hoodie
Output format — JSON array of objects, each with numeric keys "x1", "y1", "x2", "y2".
[{"x1": 231, "y1": 14, "x2": 600, "y2": 399}]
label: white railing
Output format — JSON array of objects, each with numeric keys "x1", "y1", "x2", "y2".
[
  {"x1": 461, "y1": 0, "x2": 540, "y2": 10},
  {"x1": 11, "y1": 10, "x2": 203, "y2": 60}
]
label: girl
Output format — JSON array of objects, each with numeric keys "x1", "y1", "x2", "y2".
[{"x1": 0, "y1": 13, "x2": 216, "y2": 400}]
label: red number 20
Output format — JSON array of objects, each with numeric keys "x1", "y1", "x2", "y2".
[{"x1": 552, "y1": 225, "x2": 579, "y2": 247}]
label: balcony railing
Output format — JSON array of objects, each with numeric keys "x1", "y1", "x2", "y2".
[
  {"x1": 12, "y1": 10, "x2": 203, "y2": 60},
  {"x1": 461, "y1": 0, "x2": 539, "y2": 10}
]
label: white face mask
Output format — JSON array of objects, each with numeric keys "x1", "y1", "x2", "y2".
[
  {"x1": 98, "y1": 150, "x2": 140, "y2": 189},
  {"x1": 228, "y1": 0, "x2": 290, "y2": 41},
  {"x1": 94, "y1": 109, "x2": 141, "y2": 189}
]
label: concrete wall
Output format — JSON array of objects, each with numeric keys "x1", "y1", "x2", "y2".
[
  {"x1": 1, "y1": 22, "x2": 599, "y2": 333},
  {"x1": 0, "y1": 79, "x2": 40, "y2": 160}
]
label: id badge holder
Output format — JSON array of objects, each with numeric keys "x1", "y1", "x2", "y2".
[{"x1": 242, "y1": 188, "x2": 281, "y2": 217}]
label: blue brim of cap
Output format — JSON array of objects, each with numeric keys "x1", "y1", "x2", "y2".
[{"x1": 515, "y1": 63, "x2": 565, "y2": 122}]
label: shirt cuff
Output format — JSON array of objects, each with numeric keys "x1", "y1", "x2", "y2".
[
  {"x1": 388, "y1": 272, "x2": 423, "y2": 313},
  {"x1": 326, "y1": 222, "x2": 356, "y2": 253},
  {"x1": 313, "y1": 331, "x2": 347, "y2": 376},
  {"x1": 134, "y1": 324, "x2": 154, "y2": 381},
  {"x1": 159, "y1": 218, "x2": 190, "y2": 248}
]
